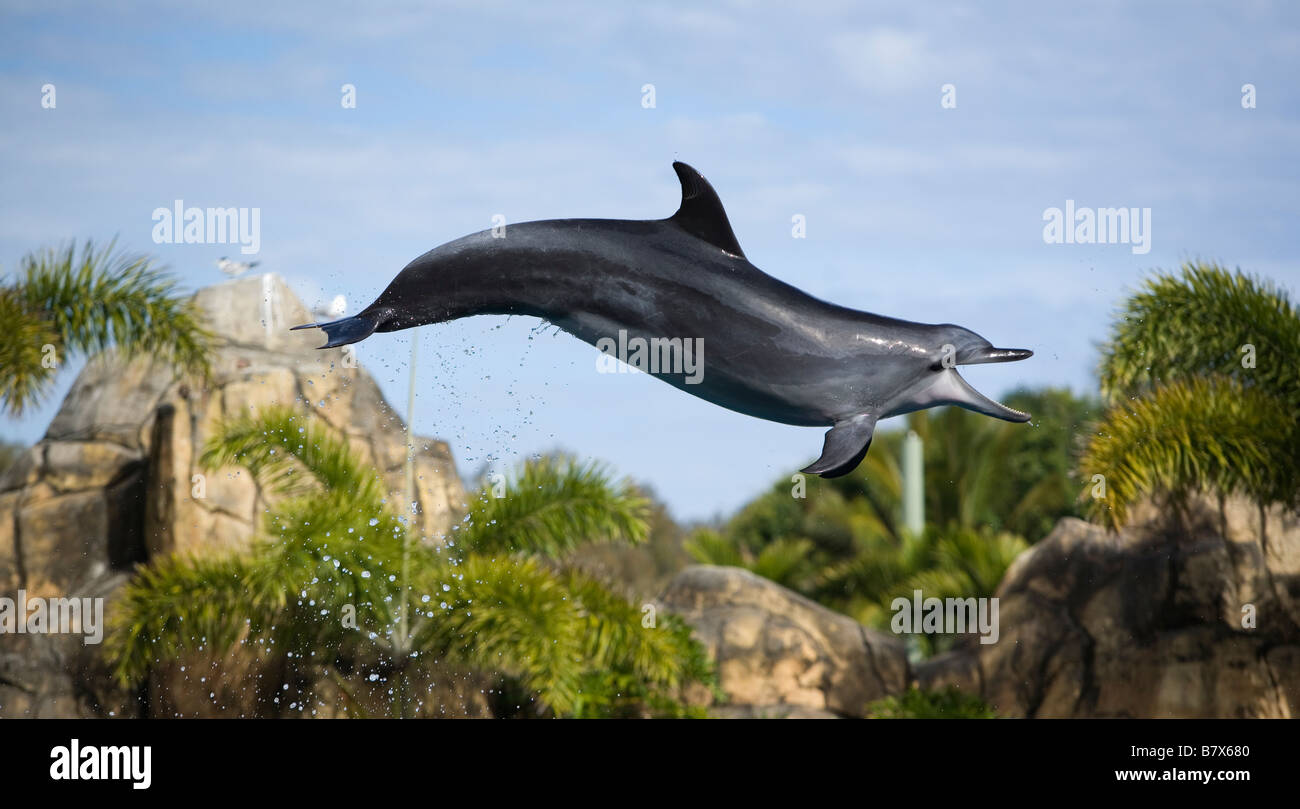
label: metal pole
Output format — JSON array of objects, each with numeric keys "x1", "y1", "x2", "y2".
[{"x1": 902, "y1": 429, "x2": 924, "y2": 537}]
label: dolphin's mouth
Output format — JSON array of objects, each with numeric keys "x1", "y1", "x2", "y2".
[
  {"x1": 979, "y1": 388, "x2": 1031, "y2": 422},
  {"x1": 945, "y1": 368, "x2": 1031, "y2": 422},
  {"x1": 960, "y1": 346, "x2": 1034, "y2": 365},
  {"x1": 941, "y1": 347, "x2": 1034, "y2": 422}
]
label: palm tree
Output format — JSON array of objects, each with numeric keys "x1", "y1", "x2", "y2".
[
  {"x1": 107, "y1": 407, "x2": 712, "y2": 718},
  {"x1": 688, "y1": 519, "x2": 1025, "y2": 655},
  {"x1": 707, "y1": 388, "x2": 1092, "y2": 557},
  {"x1": 1081, "y1": 262, "x2": 1299, "y2": 528},
  {"x1": 686, "y1": 396, "x2": 1069, "y2": 654},
  {"x1": 809, "y1": 525, "x2": 1026, "y2": 654},
  {"x1": 684, "y1": 530, "x2": 816, "y2": 590},
  {"x1": 687, "y1": 388, "x2": 1092, "y2": 611},
  {"x1": 0, "y1": 241, "x2": 212, "y2": 415}
]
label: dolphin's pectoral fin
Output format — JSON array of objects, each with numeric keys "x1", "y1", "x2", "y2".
[
  {"x1": 668, "y1": 161, "x2": 747, "y2": 258},
  {"x1": 802, "y1": 413, "x2": 878, "y2": 478}
]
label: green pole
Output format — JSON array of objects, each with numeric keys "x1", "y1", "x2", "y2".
[{"x1": 903, "y1": 429, "x2": 924, "y2": 537}]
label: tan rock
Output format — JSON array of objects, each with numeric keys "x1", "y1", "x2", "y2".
[
  {"x1": 660, "y1": 565, "x2": 909, "y2": 718},
  {"x1": 0, "y1": 446, "x2": 42, "y2": 492},
  {"x1": 220, "y1": 367, "x2": 301, "y2": 418},
  {"x1": 194, "y1": 273, "x2": 319, "y2": 355},
  {"x1": 41, "y1": 441, "x2": 141, "y2": 492},
  {"x1": 0, "y1": 491, "x2": 19, "y2": 592},
  {"x1": 918, "y1": 495, "x2": 1300, "y2": 718},
  {"x1": 15, "y1": 491, "x2": 108, "y2": 597},
  {"x1": 45, "y1": 355, "x2": 176, "y2": 448}
]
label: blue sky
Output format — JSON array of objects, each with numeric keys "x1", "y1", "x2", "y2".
[{"x1": 1, "y1": 1, "x2": 1297, "y2": 520}]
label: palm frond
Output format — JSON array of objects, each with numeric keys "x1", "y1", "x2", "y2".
[
  {"x1": 0, "y1": 289, "x2": 60, "y2": 414},
  {"x1": 107, "y1": 551, "x2": 286, "y2": 685},
  {"x1": 933, "y1": 527, "x2": 1028, "y2": 596},
  {"x1": 18, "y1": 240, "x2": 212, "y2": 376},
  {"x1": 683, "y1": 528, "x2": 745, "y2": 567},
  {"x1": 415, "y1": 554, "x2": 588, "y2": 714},
  {"x1": 751, "y1": 537, "x2": 815, "y2": 587},
  {"x1": 1099, "y1": 261, "x2": 1300, "y2": 411},
  {"x1": 560, "y1": 570, "x2": 710, "y2": 692},
  {"x1": 199, "y1": 405, "x2": 387, "y2": 503},
  {"x1": 1080, "y1": 376, "x2": 1291, "y2": 527},
  {"x1": 457, "y1": 457, "x2": 648, "y2": 557}
]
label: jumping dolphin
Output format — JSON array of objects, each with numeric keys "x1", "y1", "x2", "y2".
[{"x1": 294, "y1": 162, "x2": 1032, "y2": 477}]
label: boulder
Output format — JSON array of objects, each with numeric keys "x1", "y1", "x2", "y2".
[
  {"x1": 660, "y1": 565, "x2": 909, "y2": 718},
  {"x1": 917, "y1": 496, "x2": 1300, "y2": 718}
]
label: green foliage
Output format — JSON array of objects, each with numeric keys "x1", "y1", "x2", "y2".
[
  {"x1": 491, "y1": 454, "x2": 693, "y2": 602},
  {"x1": 459, "y1": 455, "x2": 648, "y2": 556},
  {"x1": 1082, "y1": 378, "x2": 1290, "y2": 527},
  {"x1": 683, "y1": 529, "x2": 745, "y2": 570},
  {"x1": 687, "y1": 388, "x2": 1089, "y2": 654},
  {"x1": 685, "y1": 530, "x2": 815, "y2": 590},
  {"x1": 996, "y1": 388, "x2": 1100, "y2": 539},
  {"x1": 867, "y1": 686, "x2": 999, "y2": 719},
  {"x1": 1, "y1": 241, "x2": 212, "y2": 415},
  {"x1": 1098, "y1": 262, "x2": 1299, "y2": 408},
  {"x1": 817, "y1": 525, "x2": 1027, "y2": 654},
  {"x1": 1084, "y1": 263, "x2": 1299, "y2": 527},
  {"x1": 902, "y1": 389, "x2": 1098, "y2": 538},
  {"x1": 0, "y1": 289, "x2": 58, "y2": 415},
  {"x1": 691, "y1": 519, "x2": 1026, "y2": 656},
  {"x1": 707, "y1": 388, "x2": 1094, "y2": 560},
  {"x1": 107, "y1": 408, "x2": 713, "y2": 718},
  {"x1": 198, "y1": 406, "x2": 387, "y2": 503}
]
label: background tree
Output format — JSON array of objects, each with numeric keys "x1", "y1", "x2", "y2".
[
  {"x1": 686, "y1": 387, "x2": 1090, "y2": 653},
  {"x1": 107, "y1": 407, "x2": 712, "y2": 718},
  {"x1": 0, "y1": 240, "x2": 212, "y2": 415},
  {"x1": 473, "y1": 451, "x2": 694, "y2": 602},
  {"x1": 1081, "y1": 262, "x2": 1299, "y2": 528}
]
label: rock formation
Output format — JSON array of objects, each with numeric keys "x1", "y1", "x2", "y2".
[
  {"x1": 0, "y1": 274, "x2": 467, "y2": 717},
  {"x1": 658, "y1": 495, "x2": 1300, "y2": 719},
  {"x1": 917, "y1": 497, "x2": 1300, "y2": 718},
  {"x1": 659, "y1": 565, "x2": 908, "y2": 718}
]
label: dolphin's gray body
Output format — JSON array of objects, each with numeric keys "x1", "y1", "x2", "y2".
[{"x1": 295, "y1": 162, "x2": 1032, "y2": 477}]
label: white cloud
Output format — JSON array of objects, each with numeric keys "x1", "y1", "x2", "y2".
[{"x1": 830, "y1": 27, "x2": 929, "y2": 92}]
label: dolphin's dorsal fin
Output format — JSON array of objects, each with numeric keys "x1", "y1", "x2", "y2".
[
  {"x1": 802, "y1": 413, "x2": 878, "y2": 478},
  {"x1": 669, "y1": 162, "x2": 746, "y2": 258}
]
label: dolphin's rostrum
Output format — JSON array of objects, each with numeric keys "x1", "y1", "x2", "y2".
[{"x1": 294, "y1": 162, "x2": 1033, "y2": 477}]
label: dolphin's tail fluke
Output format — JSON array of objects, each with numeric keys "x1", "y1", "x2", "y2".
[{"x1": 291, "y1": 312, "x2": 380, "y2": 349}]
